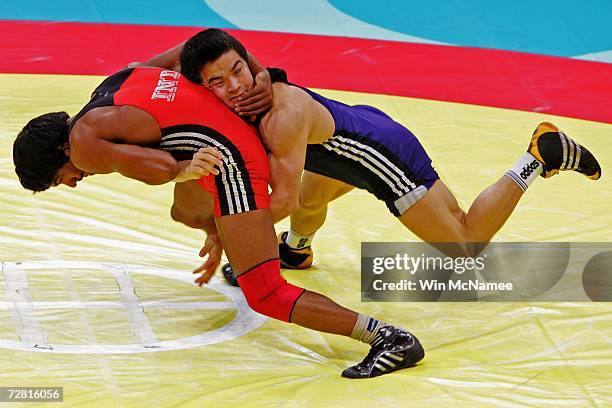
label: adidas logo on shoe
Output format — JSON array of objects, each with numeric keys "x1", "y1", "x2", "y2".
[{"x1": 296, "y1": 238, "x2": 309, "y2": 249}]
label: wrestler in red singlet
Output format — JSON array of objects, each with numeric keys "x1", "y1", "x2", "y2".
[{"x1": 68, "y1": 67, "x2": 270, "y2": 216}]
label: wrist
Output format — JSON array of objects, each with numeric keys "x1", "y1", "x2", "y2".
[
  {"x1": 172, "y1": 161, "x2": 196, "y2": 183},
  {"x1": 203, "y1": 223, "x2": 219, "y2": 235}
]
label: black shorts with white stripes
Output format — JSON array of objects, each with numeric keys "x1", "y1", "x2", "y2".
[{"x1": 305, "y1": 127, "x2": 438, "y2": 216}]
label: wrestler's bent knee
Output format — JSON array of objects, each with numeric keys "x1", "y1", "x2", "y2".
[{"x1": 236, "y1": 258, "x2": 305, "y2": 322}]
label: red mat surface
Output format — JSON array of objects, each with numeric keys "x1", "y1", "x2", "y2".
[{"x1": 2, "y1": 20, "x2": 611, "y2": 123}]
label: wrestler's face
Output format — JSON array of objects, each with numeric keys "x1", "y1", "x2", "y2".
[
  {"x1": 52, "y1": 148, "x2": 91, "y2": 188},
  {"x1": 201, "y1": 49, "x2": 254, "y2": 109}
]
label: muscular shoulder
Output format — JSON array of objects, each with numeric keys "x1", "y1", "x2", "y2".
[
  {"x1": 266, "y1": 84, "x2": 335, "y2": 145},
  {"x1": 270, "y1": 83, "x2": 312, "y2": 113},
  {"x1": 259, "y1": 88, "x2": 311, "y2": 154},
  {"x1": 73, "y1": 106, "x2": 160, "y2": 144},
  {"x1": 261, "y1": 84, "x2": 312, "y2": 138},
  {"x1": 70, "y1": 107, "x2": 117, "y2": 142}
]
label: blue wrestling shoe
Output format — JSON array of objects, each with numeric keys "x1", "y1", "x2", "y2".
[
  {"x1": 342, "y1": 326, "x2": 425, "y2": 379},
  {"x1": 528, "y1": 122, "x2": 601, "y2": 180}
]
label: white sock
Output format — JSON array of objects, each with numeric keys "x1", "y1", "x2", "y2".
[
  {"x1": 505, "y1": 152, "x2": 543, "y2": 192},
  {"x1": 285, "y1": 228, "x2": 315, "y2": 249},
  {"x1": 350, "y1": 314, "x2": 388, "y2": 345}
]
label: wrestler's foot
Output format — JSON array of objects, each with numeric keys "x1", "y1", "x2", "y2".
[
  {"x1": 341, "y1": 326, "x2": 425, "y2": 379},
  {"x1": 220, "y1": 232, "x2": 313, "y2": 287},
  {"x1": 528, "y1": 122, "x2": 601, "y2": 180},
  {"x1": 278, "y1": 231, "x2": 313, "y2": 270}
]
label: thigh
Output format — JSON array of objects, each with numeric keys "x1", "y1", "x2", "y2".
[
  {"x1": 305, "y1": 123, "x2": 438, "y2": 217},
  {"x1": 300, "y1": 170, "x2": 355, "y2": 207},
  {"x1": 215, "y1": 209, "x2": 279, "y2": 274},
  {"x1": 398, "y1": 179, "x2": 467, "y2": 243}
]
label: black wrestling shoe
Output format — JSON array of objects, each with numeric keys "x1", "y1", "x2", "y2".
[
  {"x1": 528, "y1": 122, "x2": 601, "y2": 180},
  {"x1": 278, "y1": 231, "x2": 313, "y2": 269},
  {"x1": 221, "y1": 263, "x2": 239, "y2": 287},
  {"x1": 341, "y1": 326, "x2": 425, "y2": 379}
]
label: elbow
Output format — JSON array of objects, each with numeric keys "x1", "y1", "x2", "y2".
[
  {"x1": 285, "y1": 186, "x2": 300, "y2": 215},
  {"x1": 285, "y1": 196, "x2": 299, "y2": 216},
  {"x1": 170, "y1": 205, "x2": 196, "y2": 228},
  {"x1": 275, "y1": 194, "x2": 300, "y2": 221},
  {"x1": 170, "y1": 205, "x2": 187, "y2": 226},
  {"x1": 170, "y1": 205, "x2": 208, "y2": 229}
]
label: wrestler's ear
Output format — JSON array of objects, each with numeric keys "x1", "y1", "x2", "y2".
[{"x1": 59, "y1": 142, "x2": 70, "y2": 157}]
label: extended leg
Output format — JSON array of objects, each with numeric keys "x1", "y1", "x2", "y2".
[
  {"x1": 400, "y1": 177, "x2": 523, "y2": 248},
  {"x1": 400, "y1": 122, "x2": 601, "y2": 254},
  {"x1": 216, "y1": 208, "x2": 424, "y2": 378}
]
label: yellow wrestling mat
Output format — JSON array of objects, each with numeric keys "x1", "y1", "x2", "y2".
[{"x1": 1, "y1": 74, "x2": 611, "y2": 407}]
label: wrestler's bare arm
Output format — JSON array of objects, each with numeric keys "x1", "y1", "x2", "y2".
[
  {"x1": 126, "y1": 41, "x2": 186, "y2": 71},
  {"x1": 260, "y1": 86, "x2": 312, "y2": 222},
  {"x1": 69, "y1": 106, "x2": 180, "y2": 185}
]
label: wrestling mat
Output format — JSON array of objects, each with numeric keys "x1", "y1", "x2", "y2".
[{"x1": 0, "y1": 1, "x2": 611, "y2": 406}]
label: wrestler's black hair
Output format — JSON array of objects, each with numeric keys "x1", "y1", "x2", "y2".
[
  {"x1": 180, "y1": 28, "x2": 249, "y2": 84},
  {"x1": 13, "y1": 111, "x2": 70, "y2": 192}
]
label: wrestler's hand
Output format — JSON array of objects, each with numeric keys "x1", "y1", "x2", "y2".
[
  {"x1": 189, "y1": 147, "x2": 222, "y2": 177},
  {"x1": 193, "y1": 232, "x2": 224, "y2": 286},
  {"x1": 174, "y1": 147, "x2": 222, "y2": 182},
  {"x1": 234, "y1": 69, "x2": 272, "y2": 120}
]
